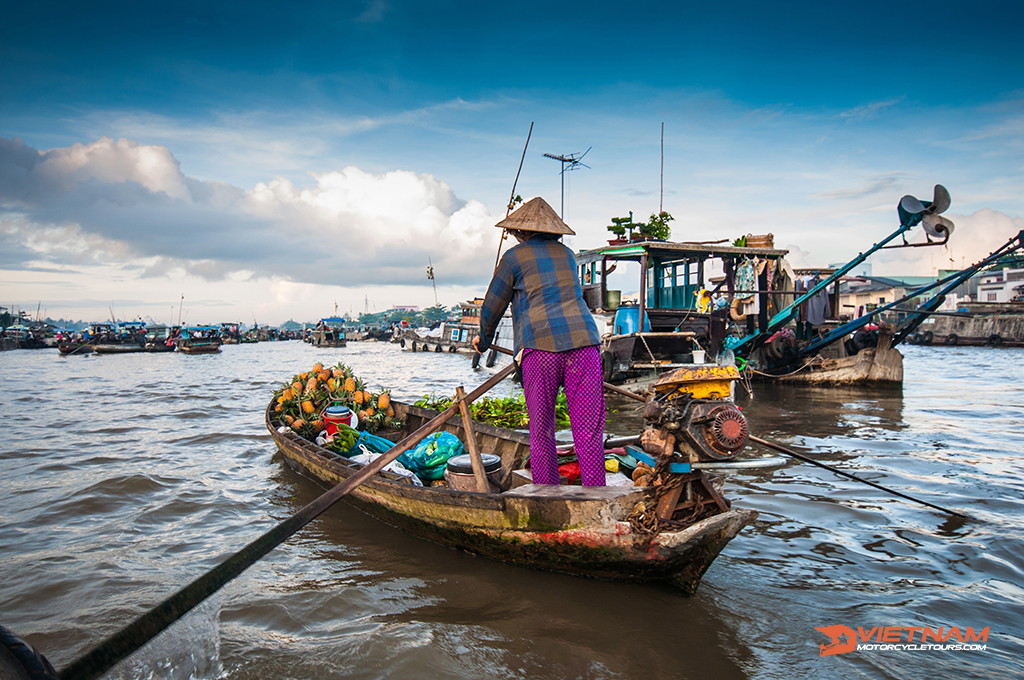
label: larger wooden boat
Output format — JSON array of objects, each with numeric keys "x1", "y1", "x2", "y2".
[
  {"x1": 575, "y1": 187, "x2": 973, "y2": 387},
  {"x1": 266, "y1": 397, "x2": 756, "y2": 594},
  {"x1": 176, "y1": 326, "x2": 223, "y2": 354},
  {"x1": 310, "y1": 317, "x2": 347, "y2": 347}
]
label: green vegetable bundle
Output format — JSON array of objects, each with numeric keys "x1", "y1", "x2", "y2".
[{"x1": 326, "y1": 424, "x2": 360, "y2": 455}]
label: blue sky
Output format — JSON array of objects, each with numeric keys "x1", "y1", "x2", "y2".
[{"x1": 2, "y1": 1, "x2": 1022, "y2": 324}]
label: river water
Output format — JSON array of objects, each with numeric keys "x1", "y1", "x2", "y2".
[{"x1": 1, "y1": 341, "x2": 1021, "y2": 679}]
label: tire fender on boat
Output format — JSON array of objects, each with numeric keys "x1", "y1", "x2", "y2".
[
  {"x1": 0, "y1": 625, "x2": 57, "y2": 680},
  {"x1": 600, "y1": 350, "x2": 614, "y2": 382}
]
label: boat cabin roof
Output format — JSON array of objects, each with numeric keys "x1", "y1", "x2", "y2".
[{"x1": 577, "y1": 240, "x2": 788, "y2": 266}]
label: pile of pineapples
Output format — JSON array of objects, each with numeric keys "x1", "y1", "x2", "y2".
[{"x1": 273, "y1": 361, "x2": 403, "y2": 440}]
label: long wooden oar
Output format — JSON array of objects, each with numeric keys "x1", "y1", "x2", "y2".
[{"x1": 59, "y1": 361, "x2": 517, "y2": 680}]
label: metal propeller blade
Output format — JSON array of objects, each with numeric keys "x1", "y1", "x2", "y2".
[
  {"x1": 930, "y1": 184, "x2": 951, "y2": 214},
  {"x1": 922, "y1": 214, "x2": 955, "y2": 239},
  {"x1": 900, "y1": 194, "x2": 927, "y2": 215}
]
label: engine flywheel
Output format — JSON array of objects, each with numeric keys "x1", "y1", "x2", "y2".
[{"x1": 704, "y1": 405, "x2": 749, "y2": 455}]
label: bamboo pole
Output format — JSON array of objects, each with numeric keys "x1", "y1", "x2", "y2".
[{"x1": 455, "y1": 385, "x2": 491, "y2": 492}]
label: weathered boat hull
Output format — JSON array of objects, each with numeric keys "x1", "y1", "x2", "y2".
[
  {"x1": 312, "y1": 339, "x2": 347, "y2": 348},
  {"x1": 768, "y1": 345, "x2": 904, "y2": 384},
  {"x1": 58, "y1": 343, "x2": 93, "y2": 355},
  {"x1": 177, "y1": 343, "x2": 222, "y2": 354},
  {"x1": 398, "y1": 330, "x2": 474, "y2": 354},
  {"x1": 92, "y1": 343, "x2": 147, "y2": 354},
  {"x1": 266, "y1": 400, "x2": 754, "y2": 594}
]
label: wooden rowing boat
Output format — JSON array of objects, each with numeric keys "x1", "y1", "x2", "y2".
[
  {"x1": 176, "y1": 326, "x2": 223, "y2": 354},
  {"x1": 92, "y1": 342, "x2": 147, "y2": 354},
  {"x1": 265, "y1": 397, "x2": 755, "y2": 594}
]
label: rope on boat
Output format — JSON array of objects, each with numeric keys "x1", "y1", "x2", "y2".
[{"x1": 744, "y1": 355, "x2": 824, "y2": 379}]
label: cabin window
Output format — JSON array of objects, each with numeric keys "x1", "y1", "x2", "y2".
[
  {"x1": 581, "y1": 262, "x2": 597, "y2": 286},
  {"x1": 647, "y1": 259, "x2": 704, "y2": 309}
]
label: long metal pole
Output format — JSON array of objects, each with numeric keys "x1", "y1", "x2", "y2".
[
  {"x1": 494, "y1": 122, "x2": 534, "y2": 270},
  {"x1": 560, "y1": 162, "x2": 565, "y2": 219},
  {"x1": 659, "y1": 122, "x2": 664, "y2": 214},
  {"x1": 749, "y1": 435, "x2": 969, "y2": 519}
]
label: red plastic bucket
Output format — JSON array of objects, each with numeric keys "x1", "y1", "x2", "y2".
[{"x1": 322, "y1": 405, "x2": 353, "y2": 436}]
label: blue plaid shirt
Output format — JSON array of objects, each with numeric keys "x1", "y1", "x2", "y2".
[{"x1": 477, "y1": 237, "x2": 600, "y2": 354}]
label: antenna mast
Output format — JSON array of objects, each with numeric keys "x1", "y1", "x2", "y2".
[
  {"x1": 660, "y1": 122, "x2": 665, "y2": 214},
  {"x1": 427, "y1": 257, "x2": 438, "y2": 307},
  {"x1": 542, "y1": 147, "x2": 591, "y2": 220}
]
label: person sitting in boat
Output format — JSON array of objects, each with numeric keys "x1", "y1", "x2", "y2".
[{"x1": 473, "y1": 197, "x2": 606, "y2": 487}]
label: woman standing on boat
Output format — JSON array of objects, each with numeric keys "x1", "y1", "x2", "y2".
[{"x1": 473, "y1": 197, "x2": 606, "y2": 487}]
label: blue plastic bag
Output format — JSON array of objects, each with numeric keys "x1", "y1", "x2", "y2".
[
  {"x1": 349, "y1": 430, "x2": 394, "y2": 456},
  {"x1": 397, "y1": 431, "x2": 466, "y2": 481}
]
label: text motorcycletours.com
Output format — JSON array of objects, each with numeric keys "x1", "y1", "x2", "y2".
[
  {"x1": 854, "y1": 642, "x2": 987, "y2": 652},
  {"x1": 814, "y1": 625, "x2": 990, "y2": 657}
]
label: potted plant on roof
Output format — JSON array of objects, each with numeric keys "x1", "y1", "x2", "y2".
[
  {"x1": 639, "y1": 211, "x2": 674, "y2": 242},
  {"x1": 607, "y1": 216, "x2": 631, "y2": 245}
]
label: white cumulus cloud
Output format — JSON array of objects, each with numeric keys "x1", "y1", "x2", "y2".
[{"x1": 0, "y1": 136, "x2": 498, "y2": 290}]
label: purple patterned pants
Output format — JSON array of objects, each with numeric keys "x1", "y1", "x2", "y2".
[{"x1": 521, "y1": 345, "x2": 606, "y2": 486}]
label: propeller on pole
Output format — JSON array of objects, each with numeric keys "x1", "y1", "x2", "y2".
[{"x1": 897, "y1": 184, "x2": 954, "y2": 243}]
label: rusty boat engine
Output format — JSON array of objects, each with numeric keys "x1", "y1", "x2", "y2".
[
  {"x1": 642, "y1": 365, "x2": 749, "y2": 462},
  {"x1": 633, "y1": 365, "x2": 749, "y2": 526}
]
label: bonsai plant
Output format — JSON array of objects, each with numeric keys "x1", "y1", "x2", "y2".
[
  {"x1": 639, "y1": 211, "x2": 674, "y2": 241},
  {"x1": 607, "y1": 216, "x2": 631, "y2": 244}
]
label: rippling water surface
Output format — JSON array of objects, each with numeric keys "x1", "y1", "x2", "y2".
[{"x1": 2, "y1": 342, "x2": 1021, "y2": 679}]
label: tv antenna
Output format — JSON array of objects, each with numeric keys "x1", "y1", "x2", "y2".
[
  {"x1": 543, "y1": 147, "x2": 591, "y2": 220},
  {"x1": 427, "y1": 256, "x2": 438, "y2": 307}
]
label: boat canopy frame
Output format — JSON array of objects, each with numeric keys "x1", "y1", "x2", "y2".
[{"x1": 577, "y1": 240, "x2": 789, "y2": 331}]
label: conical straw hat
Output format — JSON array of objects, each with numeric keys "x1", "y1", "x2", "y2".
[{"x1": 495, "y1": 197, "x2": 575, "y2": 235}]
